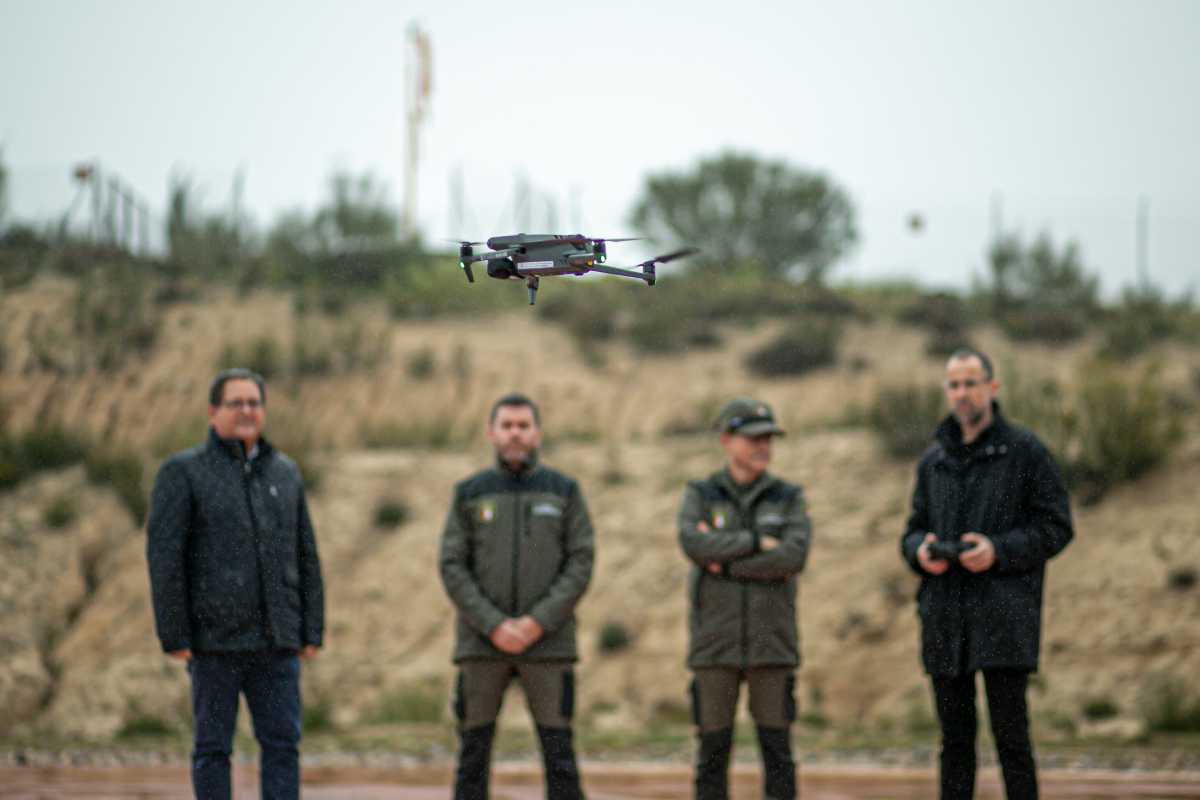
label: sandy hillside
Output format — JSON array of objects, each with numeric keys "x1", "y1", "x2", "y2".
[{"x1": 1, "y1": 277, "x2": 1197, "y2": 741}]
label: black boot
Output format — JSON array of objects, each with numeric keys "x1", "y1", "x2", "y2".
[
  {"x1": 756, "y1": 725, "x2": 796, "y2": 800},
  {"x1": 454, "y1": 723, "x2": 495, "y2": 800},
  {"x1": 695, "y1": 727, "x2": 734, "y2": 800},
  {"x1": 536, "y1": 725, "x2": 586, "y2": 800}
]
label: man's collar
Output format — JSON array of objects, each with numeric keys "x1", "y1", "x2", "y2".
[
  {"x1": 494, "y1": 450, "x2": 539, "y2": 477},
  {"x1": 208, "y1": 426, "x2": 271, "y2": 461}
]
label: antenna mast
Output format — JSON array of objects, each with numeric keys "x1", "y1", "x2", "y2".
[{"x1": 402, "y1": 23, "x2": 432, "y2": 240}]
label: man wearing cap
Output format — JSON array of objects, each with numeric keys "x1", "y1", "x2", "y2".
[
  {"x1": 902, "y1": 348, "x2": 1073, "y2": 799},
  {"x1": 677, "y1": 397, "x2": 813, "y2": 800}
]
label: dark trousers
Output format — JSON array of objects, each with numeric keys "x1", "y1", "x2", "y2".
[
  {"x1": 452, "y1": 660, "x2": 584, "y2": 800},
  {"x1": 189, "y1": 650, "x2": 302, "y2": 800},
  {"x1": 932, "y1": 669, "x2": 1037, "y2": 800}
]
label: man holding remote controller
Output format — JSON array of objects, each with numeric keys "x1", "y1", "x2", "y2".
[{"x1": 901, "y1": 347, "x2": 1074, "y2": 800}]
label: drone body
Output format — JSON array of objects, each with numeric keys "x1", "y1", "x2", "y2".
[{"x1": 453, "y1": 233, "x2": 697, "y2": 304}]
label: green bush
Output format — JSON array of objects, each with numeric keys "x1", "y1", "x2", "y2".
[
  {"x1": 1167, "y1": 567, "x2": 1197, "y2": 592},
  {"x1": 116, "y1": 714, "x2": 174, "y2": 739},
  {"x1": 73, "y1": 261, "x2": 162, "y2": 371},
  {"x1": 374, "y1": 499, "x2": 410, "y2": 529},
  {"x1": 406, "y1": 347, "x2": 436, "y2": 380},
  {"x1": 1098, "y1": 284, "x2": 1189, "y2": 358},
  {"x1": 1070, "y1": 362, "x2": 1181, "y2": 499},
  {"x1": 1082, "y1": 697, "x2": 1120, "y2": 722},
  {"x1": 867, "y1": 385, "x2": 945, "y2": 459},
  {"x1": 1138, "y1": 672, "x2": 1200, "y2": 733},
  {"x1": 292, "y1": 336, "x2": 334, "y2": 377},
  {"x1": 361, "y1": 418, "x2": 458, "y2": 450},
  {"x1": 369, "y1": 680, "x2": 446, "y2": 724},
  {"x1": 17, "y1": 425, "x2": 89, "y2": 472},
  {"x1": 85, "y1": 449, "x2": 145, "y2": 525},
  {"x1": 744, "y1": 318, "x2": 841, "y2": 378},
  {"x1": 0, "y1": 425, "x2": 90, "y2": 489},
  {"x1": 42, "y1": 495, "x2": 78, "y2": 529},
  {"x1": 302, "y1": 697, "x2": 336, "y2": 733},
  {"x1": 981, "y1": 233, "x2": 1099, "y2": 345},
  {"x1": 218, "y1": 336, "x2": 285, "y2": 380},
  {"x1": 597, "y1": 621, "x2": 633, "y2": 654}
]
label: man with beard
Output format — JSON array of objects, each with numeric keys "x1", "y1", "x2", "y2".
[
  {"x1": 678, "y1": 397, "x2": 812, "y2": 800},
  {"x1": 901, "y1": 348, "x2": 1073, "y2": 800},
  {"x1": 440, "y1": 393, "x2": 595, "y2": 800},
  {"x1": 146, "y1": 368, "x2": 324, "y2": 800}
]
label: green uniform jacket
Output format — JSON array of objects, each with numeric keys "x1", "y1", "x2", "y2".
[
  {"x1": 439, "y1": 457, "x2": 594, "y2": 663},
  {"x1": 678, "y1": 470, "x2": 812, "y2": 669}
]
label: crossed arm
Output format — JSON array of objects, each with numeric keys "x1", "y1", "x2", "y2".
[{"x1": 678, "y1": 484, "x2": 812, "y2": 582}]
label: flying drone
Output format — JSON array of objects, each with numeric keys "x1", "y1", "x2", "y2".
[{"x1": 450, "y1": 234, "x2": 698, "y2": 305}]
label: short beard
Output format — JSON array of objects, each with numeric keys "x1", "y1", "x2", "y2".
[{"x1": 955, "y1": 407, "x2": 986, "y2": 428}]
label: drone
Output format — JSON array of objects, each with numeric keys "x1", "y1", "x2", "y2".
[{"x1": 450, "y1": 234, "x2": 698, "y2": 305}]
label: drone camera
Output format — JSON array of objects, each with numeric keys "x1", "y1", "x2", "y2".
[{"x1": 593, "y1": 240, "x2": 608, "y2": 263}]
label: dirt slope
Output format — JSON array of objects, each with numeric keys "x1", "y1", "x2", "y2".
[{"x1": 1, "y1": 278, "x2": 1197, "y2": 742}]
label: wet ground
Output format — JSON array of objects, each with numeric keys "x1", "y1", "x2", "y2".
[{"x1": 2, "y1": 763, "x2": 1200, "y2": 799}]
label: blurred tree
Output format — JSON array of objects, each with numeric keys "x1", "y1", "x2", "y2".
[
  {"x1": 978, "y1": 232, "x2": 1099, "y2": 343},
  {"x1": 313, "y1": 171, "x2": 399, "y2": 248},
  {"x1": 166, "y1": 173, "x2": 252, "y2": 279},
  {"x1": 985, "y1": 232, "x2": 1098, "y2": 315},
  {"x1": 267, "y1": 170, "x2": 413, "y2": 292},
  {"x1": 629, "y1": 151, "x2": 857, "y2": 282}
]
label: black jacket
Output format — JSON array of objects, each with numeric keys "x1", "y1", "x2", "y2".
[
  {"x1": 439, "y1": 457, "x2": 594, "y2": 662},
  {"x1": 678, "y1": 470, "x2": 812, "y2": 669},
  {"x1": 146, "y1": 428, "x2": 324, "y2": 653},
  {"x1": 901, "y1": 406, "x2": 1073, "y2": 676}
]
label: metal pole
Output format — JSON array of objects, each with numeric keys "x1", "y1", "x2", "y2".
[{"x1": 1136, "y1": 195, "x2": 1150, "y2": 289}]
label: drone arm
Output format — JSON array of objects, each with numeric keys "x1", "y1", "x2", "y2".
[{"x1": 588, "y1": 263, "x2": 653, "y2": 284}]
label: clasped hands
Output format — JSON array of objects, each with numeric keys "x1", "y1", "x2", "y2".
[
  {"x1": 489, "y1": 615, "x2": 545, "y2": 655},
  {"x1": 697, "y1": 520, "x2": 778, "y2": 574}
]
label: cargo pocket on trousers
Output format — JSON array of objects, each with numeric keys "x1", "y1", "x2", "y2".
[
  {"x1": 690, "y1": 678, "x2": 701, "y2": 728},
  {"x1": 784, "y1": 674, "x2": 797, "y2": 722},
  {"x1": 561, "y1": 669, "x2": 575, "y2": 721},
  {"x1": 454, "y1": 671, "x2": 466, "y2": 723}
]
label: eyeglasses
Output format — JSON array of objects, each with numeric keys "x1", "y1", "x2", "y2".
[
  {"x1": 221, "y1": 398, "x2": 263, "y2": 411},
  {"x1": 944, "y1": 379, "x2": 987, "y2": 391}
]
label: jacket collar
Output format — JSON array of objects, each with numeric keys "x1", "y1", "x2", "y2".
[
  {"x1": 206, "y1": 426, "x2": 275, "y2": 464},
  {"x1": 935, "y1": 401, "x2": 1012, "y2": 460},
  {"x1": 494, "y1": 450, "x2": 540, "y2": 480},
  {"x1": 713, "y1": 468, "x2": 777, "y2": 508}
]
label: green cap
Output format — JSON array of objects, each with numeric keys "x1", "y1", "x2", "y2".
[{"x1": 714, "y1": 397, "x2": 786, "y2": 436}]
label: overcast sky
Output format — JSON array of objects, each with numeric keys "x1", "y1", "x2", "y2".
[{"x1": 3, "y1": 0, "x2": 1198, "y2": 296}]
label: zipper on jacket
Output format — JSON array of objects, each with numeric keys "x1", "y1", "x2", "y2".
[
  {"x1": 241, "y1": 456, "x2": 274, "y2": 644},
  {"x1": 510, "y1": 496, "x2": 524, "y2": 615}
]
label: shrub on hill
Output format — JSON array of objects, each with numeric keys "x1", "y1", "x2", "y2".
[
  {"x1": 866, "y1": 385, "x2": 945, "y2": 458},
  {"x1": 1098, "y1": 284, "x2": 1195, "y2": 359},
  {"x1": 85, "y1": 449, "x2": 146, "y2": 525},
  {"x1": 744, "y1": 317, "x2": 842, "y2": 377},
  {"x1": 977, "y1": 233, "x2": 1099, "y2": 345}
]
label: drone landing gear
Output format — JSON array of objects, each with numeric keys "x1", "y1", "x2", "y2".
[{"x1": 526, "y1": 276, "x2": 540, "y2": 305}]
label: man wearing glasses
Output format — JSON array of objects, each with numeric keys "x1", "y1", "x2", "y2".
[
  {"x1": 147, "y1": 368, "x2": 324, "y2": 800},
  {"x1": 901, "y1": 348, "x2": 1073, "y2": 800},
  {"x1": 678, "y1": 397, "x2": 812, "y2": 800}
]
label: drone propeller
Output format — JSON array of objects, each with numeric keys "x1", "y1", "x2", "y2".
[
  {"x1": 644, "y1": 247, "x2": 699, "y2": 265},
  {"x1": 444, "y1": 238, "x2": 486, "y2": 246},
  {"x1": 591, "y1": 237, "x2": 643, "y2": 243}
]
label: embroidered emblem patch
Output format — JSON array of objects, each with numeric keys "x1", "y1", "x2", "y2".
[
  {"x1": 531, "y1": 503, "x2": 562, "y2": 518},
  {"x1": 479, "y1": 502, "x2": 495, "y2": 523},
  {"x1": 712, "y1": 511, "x2": 726, "y2": 529}
]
